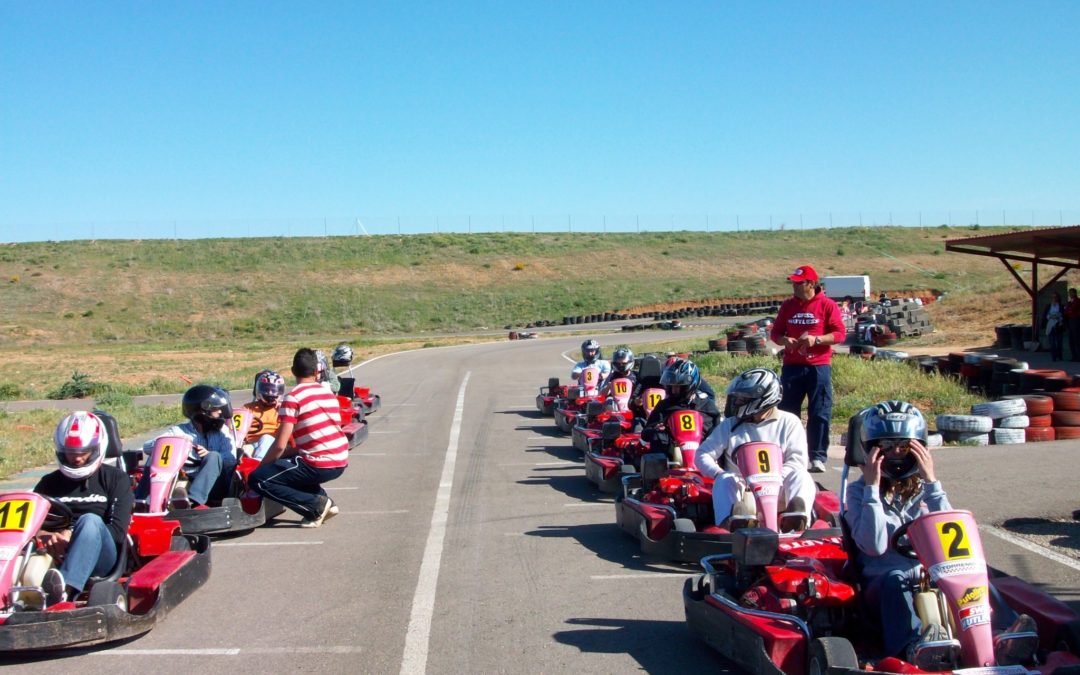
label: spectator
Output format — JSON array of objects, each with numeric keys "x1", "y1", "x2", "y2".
[
  {"x1": 1043, "y1": 291, "x2": 1066, "y2": 362},
  {"x1": 770, "y1": 264, "x2": 847, "y2": 473},
  {"x1": 1065, "y1": 288, "x2": 1080, "y2": 362}
]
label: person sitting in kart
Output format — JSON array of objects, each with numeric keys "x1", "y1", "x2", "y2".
[
  {"x1": 243, "y1": 370, "x2": 285, "y2": 460},
  {"x1": 136, "y1": 385, "x2": 238, "y2": 509},
  {"x1": 598, "y1": 346, "x2": 636, "y2": 398},
  {"x1": 250, "y1": 348, "x2": 349, "y2": 528},
  {"x1": 570, "y1": 339, "x2": 611, "y2": 385},
  {"x1": 34, "y1": 411, "x2": 133, "y2": 605},
  {"x1": 315, "y1": 349, "x2": 341, "y2": 395},
  {"x1": 641, "y1": 359, "x2": 721, "y2": 453},
  {"x1": 331, "y1": 343, "x2": 353, "y2": 369},
  {"x1": 662, "y1": 353, "x2": 717, "y2": 401},
  {"x1": 695, "y1": 368, "x2": 815, "y2": 531}
]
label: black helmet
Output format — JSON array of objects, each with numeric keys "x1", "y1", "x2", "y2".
[
  {"x1": 660, "y1": 359, "x2": 701, "y2": 405},
  {"x1": 611, "y1": 347, "x2": 634, "y2": 375},
  {"x1": 182, "y1": 384, "x2": 233, "y2": 433},
  {"x1": 725, "y1": 368, "x2": 782, "y2": 421},
  {"x1": 581, "y1": 339, "x2": 601, "y2": 364},
  {"x1": 860, "y1": 400, "x2": 928, "y2": 481}
]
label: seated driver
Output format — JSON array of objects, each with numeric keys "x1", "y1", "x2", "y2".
[
  {"x1": 570, "y1": 339, "x2": 611, "y2": 388},
  {"x1": 694, "y1": 368, "x2": 815, "y2": 531},
  {"x1": 641, "y1": 359, "x2": 721, "y2": 456},
  {"x1": 243, "y1": 370, "x2": 285, "y2": 460},
  {"x1": 598, "y1": 346, "x2": 636, "y2": 400},
  {"x1": 35, "y1": 411, "x2": 133, "y2": 605},
  {"x1": 315, "y1": 349, "x2": 341, "y2": 395},
  {"x1": 136, "y1": 384, "x2": 238, "y2": 509}
]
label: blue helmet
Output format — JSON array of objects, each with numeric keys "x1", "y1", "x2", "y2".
[
  {"x1": 660, "y1": 359, "x2": 701, "y2": 405},
  {"x1": 860, "y1": 400, "x2": 928, "y2": 480}
]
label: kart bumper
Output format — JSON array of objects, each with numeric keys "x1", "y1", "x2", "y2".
[
  {"x1": 171, "y1": 497, "x2": 266, "y2": 535},
  {"x1": 583, "y1": 453, "x2": 625, "y2": 494},
  {"x1": 554, "y1": 409, "x2": 576, "y2": 434},
  {"x1": 0, "y1": 535, "x2": 210, "y2": 652},
  {"x1": 345, "y1": 420, "x2": 369, "y2": 449},
  {"x1": 615, "y1": 498, "x2": 731, "y2": 563},
  {"x1": 571, "y1": 426, "x2": 597, "y2": 453},
  {"x1": 359, "y1": 395, "x2": 380, "y2": 414},
  {"x1": 535, "y1": 394, "x2": 555, "y2": 416}
]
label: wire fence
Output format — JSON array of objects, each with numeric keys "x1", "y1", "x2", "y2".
[{"x1": 3, "y1": 210, "x2": 1080, "y2": 242}]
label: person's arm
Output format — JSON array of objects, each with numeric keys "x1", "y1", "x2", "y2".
[
  {"x1": 843, "y1": 448, "x2": 889, "y2": 556},
  {"x1": 260, "y1": 419, "x2": 295, "y2": 466},
  {"x1": 104, "y1": 468, "x2": 134, "y2": 545},
  {"x1": 780, "y1": 415, "x2": 809, "y2": 478},
  {"x1": 694, "y1": 422, "x2": 729, "y2": 479}
]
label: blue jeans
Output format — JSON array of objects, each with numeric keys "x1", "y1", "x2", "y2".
[
  {"x1": 779, "y1": 364, "x2": 833, "y2": 463},
  {"x1": 134, "y1": 452, "x2": 235, "y2": 507},
  {"x1": 865, "y1": 568, "x2": 920, "y2": 658},
  {"x1": 61, "y1": 514, "x2": 118, "y2": 592},
  {"x1": 250, "y1": 456, "x2": 345, "y2": 520}
]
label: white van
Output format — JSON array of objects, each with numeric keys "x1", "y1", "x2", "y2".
[{"x1": 821, "y1": 275, "x2": 871, "y2": 301}]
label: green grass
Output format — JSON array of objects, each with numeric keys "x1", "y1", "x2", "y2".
[{"x1": 0, "y1": 404, "x2": 179, "y2": 480}]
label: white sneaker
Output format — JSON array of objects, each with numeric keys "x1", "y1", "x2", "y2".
[
  {"x1": 809, "y1": 459, "x2": 827, "y2": 473},
  {"x1": 42, "y1": 568, "x2": 66, "y2": 606},
  {"x1": 300, "y1": 497, "x2": 334, "y2": 528}
]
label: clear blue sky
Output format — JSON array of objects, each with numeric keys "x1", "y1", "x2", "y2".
[{"x1": 2, "y1": 2, "x2": 1079, "y2": 240}]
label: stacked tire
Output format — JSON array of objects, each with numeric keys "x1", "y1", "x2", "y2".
[
  {"x1": 1002, "y1": 394, "x2": 1055, "y2": 442},
  {"x1": 970, "y1": 398, "x2": 1028, "y2": 445},
  {"x1": 1051, "y1": 390, "x2": 1080, "y2": 439},
  {"x1": 936, "y1": 414, "x2": 992, "y2": 446}
]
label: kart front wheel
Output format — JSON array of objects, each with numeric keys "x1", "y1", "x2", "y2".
[
  {"x1": 808, "y1": 636, "x2": 858, "y2": 675},
  {"x1": 87, "y1": 581, "x2": 127, "y2": 612}
]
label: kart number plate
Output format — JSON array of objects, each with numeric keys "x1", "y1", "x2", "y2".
[
  {"x1": 0, "y1": 499, "x2": 35, "y2": 533},
  {"x1": 233, "y1": 414, "x2": 245, "y2": 430},
  {"x1": 936, "y1": 520, "x2": 973, "y2": 560},
  {"x1": 157, "y1": 443, "x2": 176, "y2": 467},
  {"x1": 676, "y1": 414, "x2": 697, "y2": 432},
  {"x1": 647, "y1": 393, "x2": 663, "y2": 410}
]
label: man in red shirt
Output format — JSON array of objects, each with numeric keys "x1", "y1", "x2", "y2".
[
  {"x1": 250, "y1": 348, "x2": 349, "y2": 527},
  {"x1": 770, "y1": 265, "x2": 847, "y2": 473}
]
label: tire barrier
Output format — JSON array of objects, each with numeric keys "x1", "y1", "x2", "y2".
[
  {"x1": 991, "y1": 428, "x2": 1026, "y2": 445},
  {"x1": 970, "y1": 398, "x2": 1027, "y2": 419},
  {"x1": 1050, "y1": 390, "x2": 1080, "y2": 411},
  {"x1": 1051, "y1": 411, "x2": 1080, "y2": 427},
  {"x1": 936, "y1": 414, "x2": 993, "y2": 434},
  {"x1": 942, "y1": 430, "x2": 990, "y2": 445},
  {"x1": 996, "y1": 415, "x2": 1030, "y2": 429},
  {"x1": 1002, "y1": 394, "x2": 1053, "y2": 416},
  {"x1": 1028, "y1": 414, "x2": 1053, "y2": 428},
  {"x1": 1025, "y1": 426, "x2": 1056, "y2": 442}
]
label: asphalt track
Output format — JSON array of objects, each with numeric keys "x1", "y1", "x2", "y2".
[{"x1": 3, "y1": 331, "x2": 1079, "y2": 674}]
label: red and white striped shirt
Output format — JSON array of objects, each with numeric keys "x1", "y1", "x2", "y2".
[{"x1": 279, "y1": 382, "x2": 349, "y2": 469}]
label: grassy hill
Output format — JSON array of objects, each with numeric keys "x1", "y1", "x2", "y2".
[{"x1": 0, "y1": 225, "x2": 1042, "y2": 399}]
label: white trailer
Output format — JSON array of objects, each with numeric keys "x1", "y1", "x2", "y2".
[{"x1": 821, "y1": 275, "x2": 871, "y2": 301}]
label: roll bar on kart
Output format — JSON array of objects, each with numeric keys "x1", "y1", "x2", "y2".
[{"x1": 698, "y1": 553, "x2": 813, "y2": 645}]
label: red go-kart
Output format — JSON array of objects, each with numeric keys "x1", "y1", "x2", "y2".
[
  {"x1": 535, "y1": 377, "x2": 570, "y2": 417},
  {"x1": 338, "y1": 376, "x2": 380, "y2": 416},
  {"x1": 554, "y1": 365, "x2": 605, "y2": 434},
  {"x1": 0, "y1": 491, "x2": 210, "y2": 652},
  {"x1": 571, "y1": 400, "x2": 635, "y2": 453},
  {"x1": 584, "y1": 420, "x2": 648, "y2": 494}
]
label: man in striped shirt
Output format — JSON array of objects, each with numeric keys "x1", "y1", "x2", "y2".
[{"x1": 250, "y1": 348, "x2": 349, "y2": 527}]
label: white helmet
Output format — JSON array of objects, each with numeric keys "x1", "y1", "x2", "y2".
[
  {"x1": 332, "y1": 343, "x2": 354, "y2": 367},
  {"x1": 725, "y1": 368, "x2": 783, "y2": 422},
  {"x1": 53, "y1": 411, "x2": 108, "y2": 480}
]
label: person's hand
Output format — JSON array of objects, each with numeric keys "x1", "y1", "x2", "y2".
[
  {"x1": 194, "y1": 444, "x2": 209, "y2": 458},
  {"x1": 38, "y1": 529, "x2": 72, "y2": 558},
  {"x1": 909, "y1": 439, "x2": 936, "y2": 483},
  {"x1": 796, "y1": 332, "x2": 816, "y2": 350},
  {"x1": 861, "y1": 447, "x2": 883, "y2": 487}
]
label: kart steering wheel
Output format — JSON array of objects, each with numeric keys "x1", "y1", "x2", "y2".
[
  {"x1": 41, "y1": 495, "x2": 75, "y2": 532},
  {"x1": 890, "y1": 520, "x2": 918, "y2": 559}
]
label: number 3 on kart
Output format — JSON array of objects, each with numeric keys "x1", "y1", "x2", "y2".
[
  {"x1": 678, "y1": 414, "x2": 696, "y2": 432},
  {"x1": 936, "y1": 520, "x2": 972, "y2": 560},
  {"x1": 0, "y1": 499, "x2": 35, "y2": 532}
]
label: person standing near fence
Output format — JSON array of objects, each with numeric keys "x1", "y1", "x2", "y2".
[
  {"x1": 770, "y1": 264, "x2": 847, "y2": 473},
  {"x1": 1065, "y1": 288, "x2": 1080, "y2": 362}
]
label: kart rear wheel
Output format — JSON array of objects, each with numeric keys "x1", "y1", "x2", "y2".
[
  {"x1": 87, "y1": 581, "x2": 127, "y2": 612},
  {"x1": 808, "y1": 636, "x2": 858, "y2": 675}
]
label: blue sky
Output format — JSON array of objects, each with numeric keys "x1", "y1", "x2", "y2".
[{"x1": 2, "y1": 2, "x2": 1079, "y2": 240}]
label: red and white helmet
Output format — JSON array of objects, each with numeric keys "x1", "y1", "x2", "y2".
[{"x1": 53, "y1": 411, "x2": 107, "y2": 480}]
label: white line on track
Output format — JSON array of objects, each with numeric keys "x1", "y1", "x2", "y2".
[
  {"x1": 400, "y1": 371, "x2": 470, "y2": 675},
  {"x1": 982, "y1": 525, "x2": 1080, "y2": 573},
  {"x1": 214, "y1": 541, "x2": 324, "y2": 547},
  {"x1": 527, "y1": 436, "x2": 557, "y2": 441},
  {"x1": 561, "y1": 350, "x2": 576, "y2": 364},
  {"x1": 590, "y1": 572, "x2": 695, "y2": 580},
  {"x1": 93, "y1": 646, "x2": 366, "y2": 656}
]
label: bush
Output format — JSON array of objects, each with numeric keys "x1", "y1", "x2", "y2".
[
  {"x1": 0, "y1": 383, "x2": 22, "y2": 400},
  {"x1": 47, "y1": 371, "x2": 104, "y2": 400}
]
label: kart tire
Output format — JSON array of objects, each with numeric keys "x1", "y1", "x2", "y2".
[
  {"x1": 971, "y1": 398, "x2": 1027, "y2": 419},
  {"x1": 991, "y1": 428, "x2": 1026, "y2": 445},
  {"x1": 808, "y1": 636, "x2": 859, "y2": 675},
  {"x1": 87, "y1": 580, "x2": 127, "y2": 611},
  {"x1": 673, "y1": 518, "x2": 696, "y2": 533},
  {"x1": 1002, "y1": 394, "x2": 1053, "y2": 416},
  {"x1": 936, "y1": 414, "x2": 993, "y2": 434},
  {"x1": 996, "y1": 415, "x2": 1030, "y2": 429}
]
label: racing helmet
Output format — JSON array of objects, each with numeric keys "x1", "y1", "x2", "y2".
[
  {"x1": 53, "y1": 411, "x2": 108, "y2": 480},
  {"x1": 314, "y1": 350, "x2": 331, "y2": 383},
  {"x1": 859, "y1": 400, "x2": 928, "y2": 481},
  {"x1": 182, "y1": 384, "x2": 233, "y2": 433},
  {"x1": 581, "y1": 339, "x2": 601, "y2": 364},
  {"x1": 253, "y1": 370, "x2": 285, "y2": 406},
  {"x1": 725, "y1": 368, "x2": 782, "y2": 422},
  {"x1": 610, "y1": 347, "x2": 634, "y2": 376},
  {"x1": 332, "y1": 343, "x2": 353, "y2": 368},
  {"x1": 659, "y1": 359, "x2": 701, "y2": 405}
]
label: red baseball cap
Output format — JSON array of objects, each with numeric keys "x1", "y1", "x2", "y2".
[{"x1": 787, "y1": 265, "x2": 818, "y2": 282}]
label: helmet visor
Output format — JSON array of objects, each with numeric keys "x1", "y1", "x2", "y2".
[{"x1": 58, "y1": 442, "x2": 102, "y2": 468}]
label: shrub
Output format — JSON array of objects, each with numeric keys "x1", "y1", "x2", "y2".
[
  {"x1": 47, "y1": 371, "x2": 103, "y2": 400},
  {"x1": 0, "y1": 383, "x2": 22, "y2": 400}
]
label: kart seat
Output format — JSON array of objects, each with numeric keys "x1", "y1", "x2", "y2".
[
  {"x1": 636, "y1": 355, "x2": 663, "y2": 387},
  {"x1": 640, "y1": 453, "x2": 669, "y2": 493},
  {"x1": 585, "y1": 400, "x2": 605, "y2": 421},
  {"x1": 548, "y1": 377, "x2": 560, "y2": 390},
  {"x1": 93, "y1": 409, "x2": 124, "y2": 463},
  {"x1": 338, "y1": 377, "x2": 356, "y2": 400}
]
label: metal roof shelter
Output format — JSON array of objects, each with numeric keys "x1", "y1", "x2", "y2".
[{"x1": 946, "y1": 225, "x2": 1080, "y2": 336}]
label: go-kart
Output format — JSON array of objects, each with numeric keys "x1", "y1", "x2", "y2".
[
  {"x1": 132, "y1": 434, "x2": 283, "y2": 536},
  {"x1": 571, "y1": 400, "x2": 635, "y2": 453},
  {"x1": 683, "y1": 432, "x2": 1080, "y2": 674},
  {"x1": 0, "y1": 491, "x2": 210, "y2": 652},
  {"x1": 583, "y1": 419, "x2": 647, "y2": 494},
  {"x1": 554, "y1": 365, "x2": 605, "y2": 434},
  {"x1": 333, "y1": 392, "x2": 370, "y2": 449},
  {"x1": 338, "y1": 376, "x2": 380, "y2": 416},
  {"x1": 535, "y1": 377, "x2": 570, "y2": 416},
  {"x1": 616, "y1": 422, "x2": 840, "y2": 564}
]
